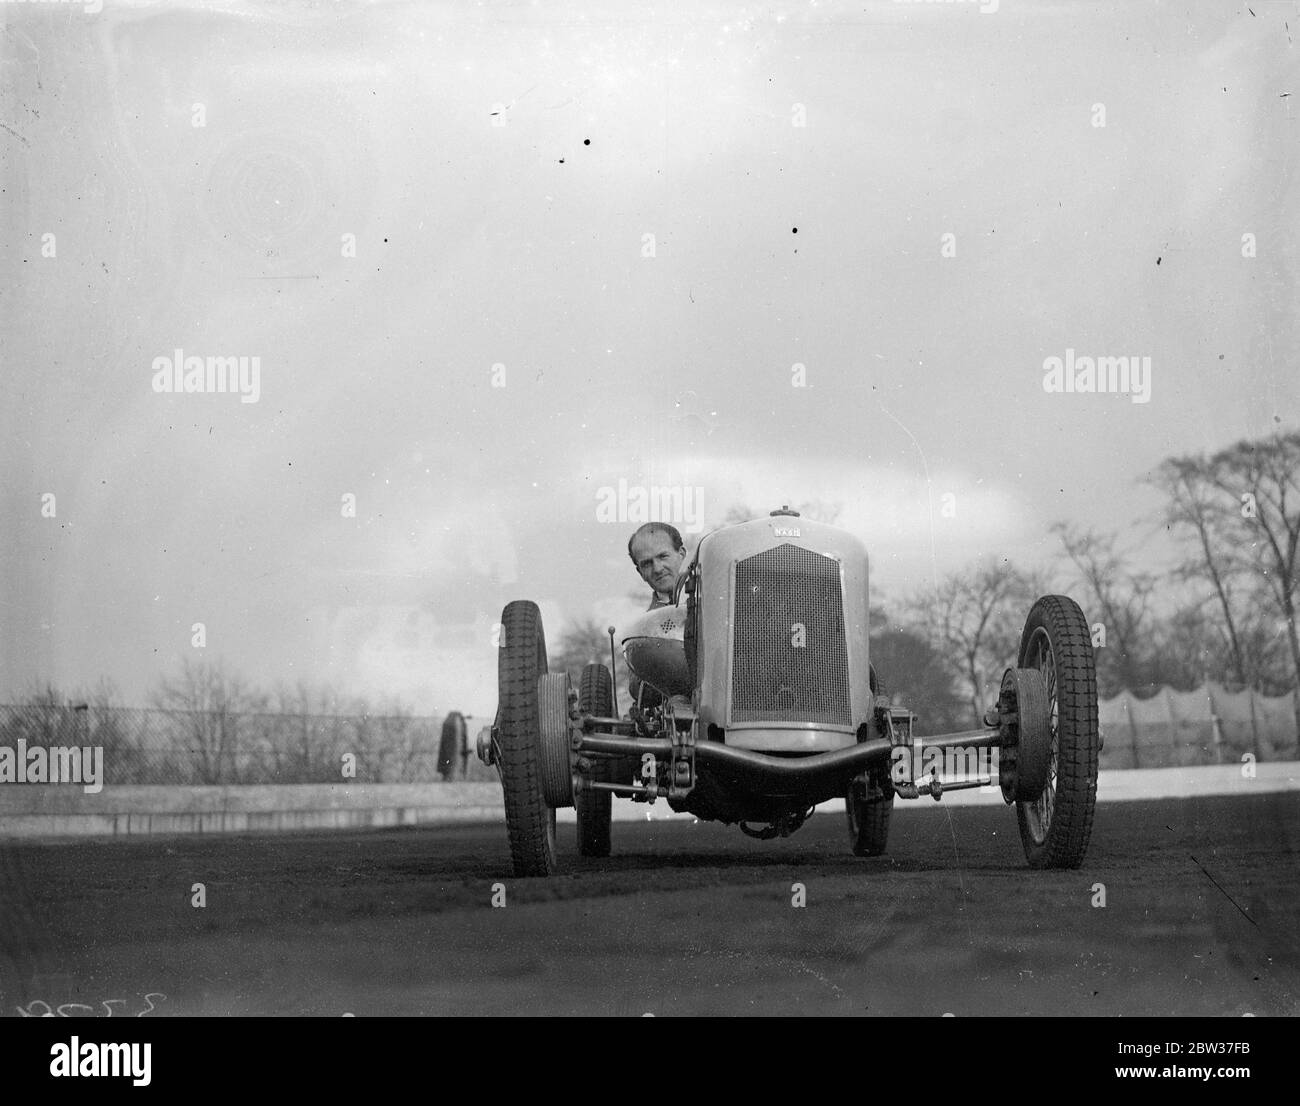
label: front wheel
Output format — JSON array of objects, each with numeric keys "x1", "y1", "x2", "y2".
[
  {"x1": 1014, "y1": 596, "x2": 1099, "y2": 869},
  {"x1": 848, "y1": 665, "x2": 892, "y2": 856},
  {"x1": 496, "y1": 601, "x2": 558, "y2": 877}
]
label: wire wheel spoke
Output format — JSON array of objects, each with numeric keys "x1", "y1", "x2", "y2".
[{"x1": 1027, "y1": 629, "x2": 1059, "y2": 842}]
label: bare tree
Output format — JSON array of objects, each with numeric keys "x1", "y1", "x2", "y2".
[
  {"x1": 907, "y1": 560, "x2": 1041, "y2": 725},
  {"x1": 3, "y1": 680, "x2": 147, "y2": 783},
  {"x1": 868, "y1": 605, "x2": 967, "y2": 736},
  {"x1": 1200, "y1": 430, "x2": 1300, "y2": 740},
  {"x1": 1230, "y1": 595, "x2": 1296, "y2": 695},
  {"x1": 6, "y1": 683, "x2": 75, "y2": 746},
  {"x1": 552, "y1": 618, "x2": 630, "y2": 705},
  {"x1": 341, "y1": 696, "x2": 429, "y2": 783},
  {"x1": 367, "y1": 701, "x2": 429, "y2": 782},
  {"x1": 1150, "y1": 604, "x2": 1223, "y2": 691},
  {"x1": 1148, "y1": 455, "x2": 1251, "y2": 687},
  {"x1": 1052, "y1": 523, "x2": 1155, "y2": 694},
  {"x1": 149, "y1": 658, "x2": 267, "y2": 784},
  {"x1": 78, "y1": 678, "x2": 135, "y2": 784},
  {"x1": 261, "y1": 680, "x2": 350, "y2": 783},
  {"x1": 552, "y1": 618, "x2": 614, "y2": 674}
]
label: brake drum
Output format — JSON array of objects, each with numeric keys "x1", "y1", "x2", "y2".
[
  {"x1": 1002, "y1": 667, "x2": 1052, "y2": 802},
  {"x1": 537, "y1": 673, "x2": 575, "y2": 807}
]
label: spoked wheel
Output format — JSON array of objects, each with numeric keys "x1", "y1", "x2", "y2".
[
  {"x1": 847, "y1": 664, "x2": 892, "y2": 856},
  {"x1": 496, "y1": 601, "x2": 558, "y2": 877},
  {"x1": 576, "y1": 663, "x2": 614, "y2": 858},
  {"x1": 1014, "y1": 596, "x2": 1099, "y2": 869}
]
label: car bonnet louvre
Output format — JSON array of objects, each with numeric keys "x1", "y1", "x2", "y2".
[{"x1": 731, "y1": 544, "x2": 852, "y2": 726}]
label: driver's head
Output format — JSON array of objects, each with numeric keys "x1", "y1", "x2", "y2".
[{"x1": 628, "y1": 522, "x2": 687, "y2": 601}]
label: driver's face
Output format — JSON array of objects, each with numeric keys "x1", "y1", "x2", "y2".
[{"x1": 631, "y1": 531, "x2": 686, "y2": 599}]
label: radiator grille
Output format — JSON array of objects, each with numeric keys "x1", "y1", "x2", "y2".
[{"x1": 731, "y1": 544, "x2": 851, "y2": 725}]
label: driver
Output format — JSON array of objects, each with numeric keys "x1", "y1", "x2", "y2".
[
  {"x1": 628, "y1": 522, "x2": 687, "y2": 610},
  {"x1": 626, "y1": 523, "x2": 688, "y2": 711}
]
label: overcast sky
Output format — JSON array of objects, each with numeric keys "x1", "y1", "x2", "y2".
[{"x1": 2, "y1": 0, "x2": 1296, "y2": 717}]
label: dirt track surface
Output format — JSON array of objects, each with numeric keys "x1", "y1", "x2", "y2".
[{"x1": 2, "y1": 794, "x2": 1297, "y2": 1016}]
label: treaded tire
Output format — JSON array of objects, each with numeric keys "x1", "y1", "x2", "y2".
[
  {"x1": 1014, "y1": 595, "x2": 1099, "y2": 869},
  {"x1": 497, "y1": 600, "x2": 558, "y2": 877},
  {"x1": 576, "y1": 664, "x2": 614, "y2": 858},
  {"x1": 537, "y1": 673, "x2": 575, "y2": 807},
  {"x1": 847, "y1": 664, "x2": 892, "y2": 856},
  {"x1": 847, "y1": 766, "x2": 893, "y2": 857}
]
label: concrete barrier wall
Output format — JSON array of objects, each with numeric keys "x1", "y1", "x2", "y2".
[
  {"x1": 1, "y1": 764, "x2": 1297, "y2": 840},
  {"x1": 0, "y1": 783, "x2": 504, "y2": 839}
]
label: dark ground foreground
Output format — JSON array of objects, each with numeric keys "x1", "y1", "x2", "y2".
[{"x1": 1, "y1": 794, "x2": 1296, "y2": 1016}]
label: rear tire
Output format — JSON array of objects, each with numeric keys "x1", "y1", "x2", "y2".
[
  {"x1": 848, "y1": 665, "x2": 892, "y2": 856},
  {"x1": 576, "y1": 664, "x2": 614, "y2": 858},
  {"x1": 496, "y1": 601, "x2": 558, "y2": 877},
  {"x1": 847, "y1": 764, "x2": 893, "y2": 857},
  {"x1": 1014, "y1": 596, "x2": 1099, "y2": 869}
]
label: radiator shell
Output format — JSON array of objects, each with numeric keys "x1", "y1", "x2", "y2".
[{"x1": 691, "y1": 516, "x2": 871, "y2": 751}]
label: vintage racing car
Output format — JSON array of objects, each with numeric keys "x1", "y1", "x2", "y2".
[{"x1": 480, "y1": 508, "x2": 1099, "y2": 876}]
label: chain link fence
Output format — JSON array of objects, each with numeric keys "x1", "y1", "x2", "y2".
[{"x1": 0, "y1": 704, "x2": 494, "y2": 785}]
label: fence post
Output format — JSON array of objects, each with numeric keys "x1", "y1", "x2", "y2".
[
  {"x1": 1166, "y1": 688, "x2": 1180, "y2": 766},
  {"x1": 1127, "y1": 694, "x2": 1141, "y2": 769},
  {"x1": 1248, "y1": 683, "x2": 1262, "y2": 762},
  {"x1": 1204, "y1": 679, "x2": 1224, "y2": 765}
]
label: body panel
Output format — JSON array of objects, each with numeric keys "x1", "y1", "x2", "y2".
[
  {"x1": 722, "y1": 724, "x2": 858, "y2": 752},
  {"x1": 691, "y1": 516, "x2": 871, "y2": 746}
]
